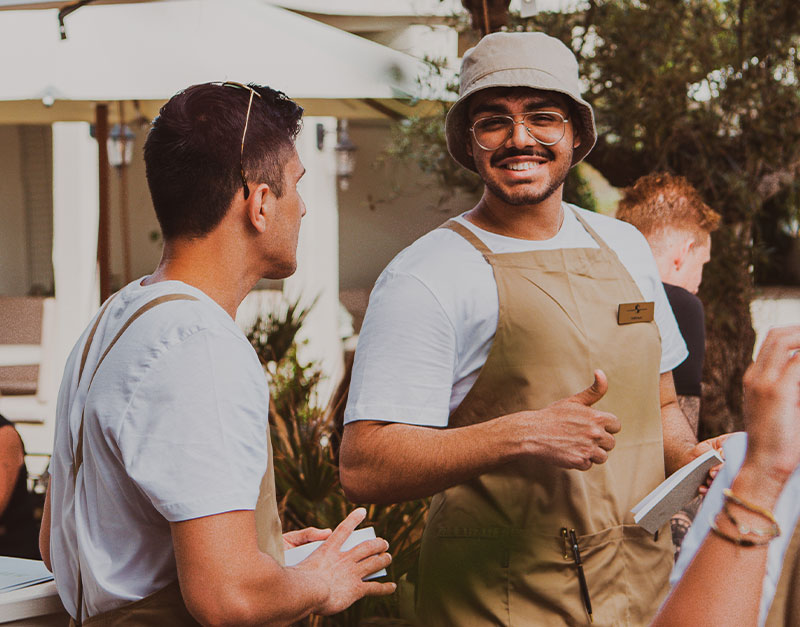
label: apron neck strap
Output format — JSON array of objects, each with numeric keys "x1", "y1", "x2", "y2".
[
  {"x1": 440, "y1": 219, "x2": 492, "y2": 256},
  {"x1": 442, "y1": 207, "x2": 616, "y2": 259},
  {"x1": 78, "y1": 294, "x2": 118, "y2": 381},
  {"x1": 567, "y1": 206, "x2": 614, "y2": 255}
]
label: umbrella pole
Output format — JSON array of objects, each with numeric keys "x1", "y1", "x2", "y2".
[
  {"x1": 118, "y1": 102, "x2": 132, "y2": 285},
  {"x1": 95, "y1": 103, "x2": 111, "y2": 302}
]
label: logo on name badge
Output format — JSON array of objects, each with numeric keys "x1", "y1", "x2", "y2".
[{"x1": 617, "y1": 302, "x2": 655, "y2": 325}]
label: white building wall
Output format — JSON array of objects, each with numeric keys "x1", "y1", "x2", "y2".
[
  {"x1": 284, "y1": 117, "x2": 344, "y2": 404},
  {"x1": 338, "y1": 118, "x2": 479, "y2": 294}
]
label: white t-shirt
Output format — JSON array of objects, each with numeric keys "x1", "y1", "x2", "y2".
[
  {"x1": 49, "y1": 279, "x2": 270, "y2": 619},
  {"x1": 345, "y1": 205, "x2": 688, "y2": 428},
  {"x1": 670, "y1": 432, "x2": 800, "y2": 626}
]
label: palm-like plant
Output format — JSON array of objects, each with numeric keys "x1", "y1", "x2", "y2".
[{"x1": 248, "y1": 301, "x2": 427, "y2": 625}]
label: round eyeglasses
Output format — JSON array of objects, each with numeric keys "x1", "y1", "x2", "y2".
[{"x1": 470, "y1": 111, "x2": 569, "y2": 151}]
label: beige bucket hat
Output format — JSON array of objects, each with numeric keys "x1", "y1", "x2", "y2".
[{"x1": 446, "y1": 31, "x2": 597, "y2": 172}]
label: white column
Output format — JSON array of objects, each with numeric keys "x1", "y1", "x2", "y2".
[
  {"x1": 47, "y1": 123, "x2": 99, "y2": 431},
  {"x1": 15, "y1": 123, "x2": 99, "y2": 454},
  {"x1": 284, "y1": 117, "x2": 343, "y2": 406}
]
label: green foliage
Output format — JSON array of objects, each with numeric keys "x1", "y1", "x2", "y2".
[
  {"x1": 385, "y1": 112, "x2": 482, "y2": 197},
  {"x1": 381, "y1": 57, "x2": 482, "y2": 205},
  {"x1": 249, "y1": 299, "x2": 315, "y2": 366},
  {"x1": 564, "y1": 165, "x2": 598, "y2": 211},
  {"x1": 248, "y1": 300, "x2": 427, "y2": 626}
]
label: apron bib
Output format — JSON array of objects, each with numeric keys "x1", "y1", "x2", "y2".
[
  {"x1": 416, "y1": 211, "x2": 673, "y2": 626},
  {"x1": 69, "y1": 293, "x2": 284, "y2": 625}
]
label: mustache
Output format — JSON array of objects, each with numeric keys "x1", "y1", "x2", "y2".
[{"x1": 491, "y1": 147, "x2": 554, "y2": 164}]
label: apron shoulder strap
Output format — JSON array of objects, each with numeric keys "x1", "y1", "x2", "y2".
[
  {"x1": 78, "y1": 295, "x2": 118, "y2": 382},
  {"x1": 568, "y1": 206, "x2": 614, "y2": 255},
  {"x1": 439, "y1": 219, "x2": 493, "y2": 256},
  {"x1": 71, "y1": 291, "x2": 198, "y2": 625}
]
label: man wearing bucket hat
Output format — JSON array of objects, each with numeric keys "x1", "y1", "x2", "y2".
[{"x1": 341, "y1": 32, "x2": 712, "y2": 625}]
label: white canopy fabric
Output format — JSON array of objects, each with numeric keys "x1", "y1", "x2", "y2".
[{"x1": 0, "y1": 0, "x2": 450, "y2": 123}]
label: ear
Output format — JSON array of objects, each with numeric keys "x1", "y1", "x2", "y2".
[
  {"x1": 246, "y1": 183, "x2": 273, "y2": 234},
  {"x1": 465, "y1": 130, "x2": 474, "y2": 158},
  {"x1": 674, "y1": 237, "x2": 695, "y2": 271},
  {"x1": 571, "y1": 115, "x2": 582, "y2": 150}
]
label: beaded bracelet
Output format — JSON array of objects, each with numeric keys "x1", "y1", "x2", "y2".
[
  {"x1": 723, "y1": 488, "x2": 780, "y2": 526},
  {"x1": 721, "y1": 502, "x2": 781, "y2": 539},
  {"x1": 710, "y1": 521, "x2": 775, "y2": 547},
  {"x1": 707, "y1": 488, "x2": 782, "y2": 547}
]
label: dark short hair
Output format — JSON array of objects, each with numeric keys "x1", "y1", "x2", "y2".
[
  {"x1": 144, "y1": 82, "x2": 303, "y2": 240},
  {"x1": 617, "y1": 172, "x2": 721, "y2": 241}
]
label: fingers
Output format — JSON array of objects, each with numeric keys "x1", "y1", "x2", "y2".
[
  {"x1": 571, "y1": 369, "x2": 608, "y2": 407},
  {"x1": 704, "y1": 434, "x2": 729, "y2": 455},
  {"x1": 597, "y1": 411, "x2": 621, "y2": 435},
  {"x1": 589, "y1": 448, "x2": 608, "y2": 465},
  {"x1": 285, "y1": 527, "x2": 332, "y2": 547},
  {"x1": 748, "y1": 326, "x2": 800, "y2": 382},
  {"x1": 359, "y1": 580, "x2": 397, "y2": 598},
  {"x1": 595, "y1": 428, "x2": 616, "y2": 452},
  {"x1": 346, "y1": 538, "x2": 390, "y2": 562},
  {"x1": 326, "y1": 508, "x2": 367, "y2": 550},
  {"x1": 354, "y1": 551, "x2": 392, "y2": 579}
]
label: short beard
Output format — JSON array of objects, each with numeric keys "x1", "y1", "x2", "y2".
[
  {"x1": 484, "y1": 173, "x2": 566, "y2": 206},
  {"x1": 479, "y1": 146, "x2": 572, "y2": 206}
]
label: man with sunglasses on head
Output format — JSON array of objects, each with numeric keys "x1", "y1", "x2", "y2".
[
  {"x1": 340, "y1": 33, "x2": 718, "y2": 625},
  {"x1": 39, "y1": 82, "x2": 394, "y2": 626}
]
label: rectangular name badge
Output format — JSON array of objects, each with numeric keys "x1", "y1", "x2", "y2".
[{"x1": 617, "y1": 302, "x2": 655, "y2": 325}]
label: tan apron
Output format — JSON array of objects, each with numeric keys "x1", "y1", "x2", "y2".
[
  {"x1": 68, "y1": 293, "x2": 284, "y2": 626},
  {"x1": 766, "y1": 523, "x2": 800, "y2": 627},
  {"x1": 416, "y1": 212, "x2": 673, "y2": 626}
]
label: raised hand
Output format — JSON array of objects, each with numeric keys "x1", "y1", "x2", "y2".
[
  {"x1": 741, "y1": 326, "x2": 800, "y2": 484},
  {"x1": 513, "y1": 369, "x2": 621, "y2": 470},
  {"x1": 294, "y1": 508, "x2": 396, "y2": 616}
]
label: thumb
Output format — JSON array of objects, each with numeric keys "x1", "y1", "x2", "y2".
[{"x1": 571, "y1": 370, "x2": 608, "y2": 406}]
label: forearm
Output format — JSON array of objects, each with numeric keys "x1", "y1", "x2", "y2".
[
  {"x1": 660, "y1": 373, "x2": 698, "y2": 475},
  {"x1": 652, "y1": 464, "x2": 783, "y2": 626},
  {"x1": 174, "y1": 510, "x2": 392, "y2": 625},
  {"x1": 662, "y1": 400, "x2": 698, "y2": 474},
  {"x1": 676, "y1": 395, "x2": 700, "y2": 438},
  {"x1": 339, "y1": 419, "x2": 522, "y2": 504},
  {"x1": 341, "y1": 373, "x2": 619, "y2": 503},
  {"x1": 174, "y1": 517, "x2": 327, "y2": 626},
  {"x1": 223, "y1": 559, "x2": 328, "y2": 626}
]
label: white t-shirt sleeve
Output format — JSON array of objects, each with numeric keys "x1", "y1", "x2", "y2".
[
  {"x1": 117, "y1": 329, "x2": 269, "y2": 522},
  {"x1": 345, "y1": 269, "x2": 457, "y2": 428},
  {"x1": 653, "y1": 278, "x2": 688, "y2": 374}
]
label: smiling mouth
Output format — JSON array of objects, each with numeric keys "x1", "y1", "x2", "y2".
[{"x1": 502, "y1": 161, "x2": 543, "y2": 171}]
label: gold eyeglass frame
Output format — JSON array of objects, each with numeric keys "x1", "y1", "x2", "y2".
[
  {"x1": 217, "y1": 81, "x2": 263, "y2": 200},
  {"x1": 470, "y1": 110, "x2": 569, "y2": 151}
]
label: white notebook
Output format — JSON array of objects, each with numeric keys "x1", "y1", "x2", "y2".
[
  {"x1": 632, "y1": 448, "x2": 724, "y2": 534},
  {"x1": 0, "y1": 557, "x2": 53, "y2": 593},
  {"x1": 283, "y1": 526, "x2": 388, "y2": 580}
]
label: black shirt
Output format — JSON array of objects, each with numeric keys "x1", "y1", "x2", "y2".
[{"x1": 663, "y1": 283, "x2": 705, "y2": 397}]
